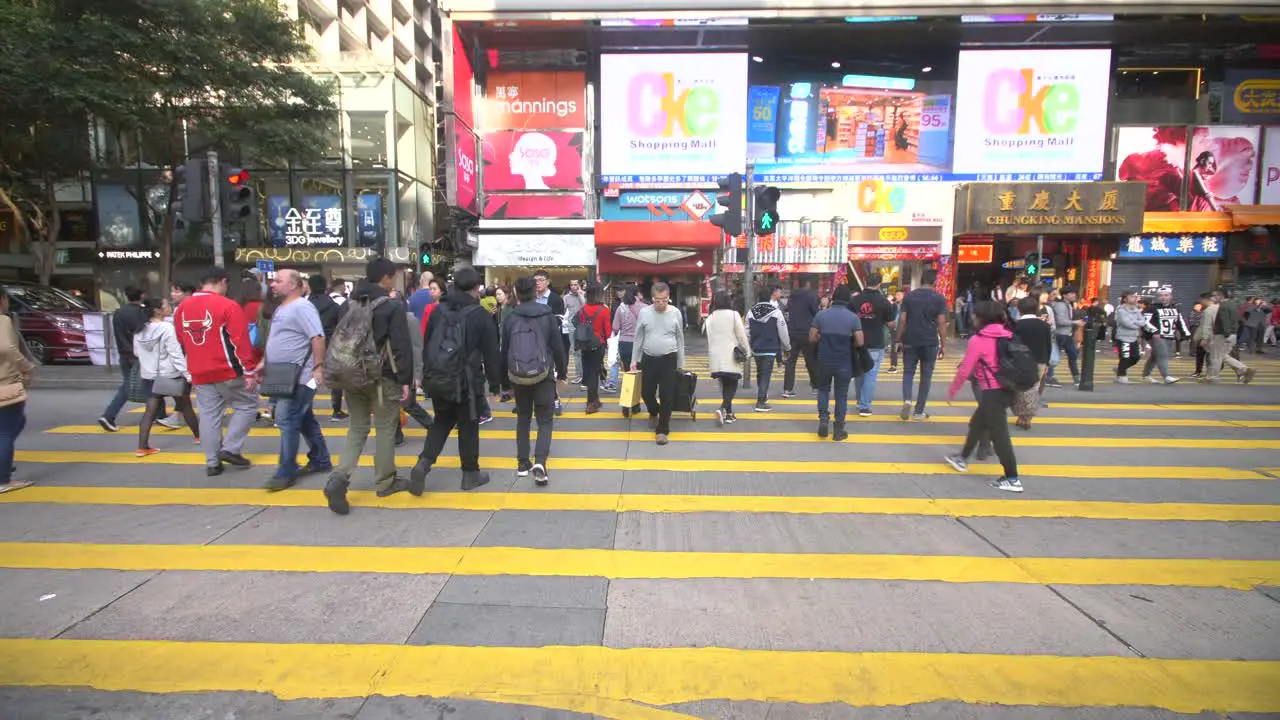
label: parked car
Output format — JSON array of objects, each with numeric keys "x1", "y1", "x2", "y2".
[{"x1": 1, "y1": 283, "x2": 92, "y2": 363}]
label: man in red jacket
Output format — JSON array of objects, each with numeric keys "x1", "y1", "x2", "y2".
[{"x1": 173, "y1": 267, "x2": 259, "y2": 476}]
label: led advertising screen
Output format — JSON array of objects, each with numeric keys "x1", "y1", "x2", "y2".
[
  {"x1": 599, "y1": 53, "x2": 749, "y2": 184},
  {"x1": 1189, "y1": 125, "x2": 1261, "y2": 208},
  {"x1": 752, "y1": 82, "x2": 954, "y2": 183},
  {"x1": 1114, "y1": 126, "x2": 1189, "y2": 212},
  {"x1": 952, "y1": 49, "x2": 1112, "y2": 180},
  {"x1": 481, "y1": 131, "x2": 585, "y2": 192}
]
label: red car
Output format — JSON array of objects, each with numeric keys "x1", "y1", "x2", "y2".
[{"x1": 2, "y1": 283, "x2": 91, "y2": 363}]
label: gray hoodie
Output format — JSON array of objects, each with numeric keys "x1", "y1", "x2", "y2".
[
  {"x1": 1114, "y1": 304, "x2": 1154, "y2": 343},
  {"x1": 1050, "y1": 300, "x2": 1076, "y2": 337},
  {"x1": 133, "y1": 321, "x2": 188, "y2": 380}
]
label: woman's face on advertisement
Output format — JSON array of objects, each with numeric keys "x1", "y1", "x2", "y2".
[{"x1": 1207, "y1": 139, "x2": 1255, "y2": 196}]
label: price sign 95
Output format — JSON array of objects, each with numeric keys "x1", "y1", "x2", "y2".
[{"x1": 920, "y1": 109, "x2": 950, "y2": 130}]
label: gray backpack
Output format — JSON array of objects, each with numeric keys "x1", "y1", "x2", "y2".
[{"x1": 323, "y1": 296, "x2": 392, "y2": 390}]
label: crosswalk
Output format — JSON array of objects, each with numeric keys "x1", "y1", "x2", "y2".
[{"x1": 1, "y1": 357, "x2": 1278, "y2": 718}]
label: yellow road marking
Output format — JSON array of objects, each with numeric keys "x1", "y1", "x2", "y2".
[
  {"x1": 4, "y1": 486, "x2": 1279, "y2": 522},
  {"x1": 14, "y1": 450, "x2": 1269, "y2": 480},
  {"x1": 125, "y1": 399, "x2": 1280, "y2": 413},
  {"x1": 44, "y1": 425, "x2": 1280, "y2": 449},
  {"x1": 0, "y1": 639, "x2": 1277, "y2": 713},
  {"x1": 1, "y1": 542, "x2": 1276, "y2": 589},
  {"x1": 5, "y1": 638, "x2": 1274, "y2": 712}
]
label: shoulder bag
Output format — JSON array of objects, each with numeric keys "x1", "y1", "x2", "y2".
[{"x1": 259, "y1": 347, "x2": 312, "y2": 398}]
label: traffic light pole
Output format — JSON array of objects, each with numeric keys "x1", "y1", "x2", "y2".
[
  {"x1": 742, "y1": 163, "x2": 756, "y2": 390},
  {"x1": 207, "y1": 150, "x2": 224, "y2": 269},
  {"x1": 1034, "y1": 234, "x2": 1044, "y2": 285}
]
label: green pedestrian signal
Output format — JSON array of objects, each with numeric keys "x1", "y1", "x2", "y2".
[
  {"x1": 760, "y1": 213, "x2": 774, "y2": 230},
  {"x1": 753, "y1": 186, "x2": 781, "y2": 236}
]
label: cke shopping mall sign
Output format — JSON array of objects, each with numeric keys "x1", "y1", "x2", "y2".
[{"x1": 954, "y1": 181, "x2": 1145, "y2": 235}]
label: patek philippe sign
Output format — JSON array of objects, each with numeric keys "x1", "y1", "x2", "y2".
[{"x1": 954, "y1": 181, "x2": 1145, "y2": 235}]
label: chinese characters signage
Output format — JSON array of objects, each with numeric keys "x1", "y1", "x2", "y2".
[
  {"x1": 954, "y1": 182, "x2": 1145, "y2": 235},
  {"x1": 1118, "y1": 235, "x2": 1224, "y2": 260},
  {"x1": 1224, "y1": 69, "x2": 1280, "y2": 124},
  {"x1": 956, "y1": 244, "x2": 994, "y2": 264}
]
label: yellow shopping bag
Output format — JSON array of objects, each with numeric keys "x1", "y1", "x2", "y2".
[{"x1": 619, "y1": 370, "x2": 642, "y2": 408}]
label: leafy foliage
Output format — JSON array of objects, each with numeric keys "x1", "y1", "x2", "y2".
[{"x1": 0, "y1": 0, "x2": 336, "y2": 284}]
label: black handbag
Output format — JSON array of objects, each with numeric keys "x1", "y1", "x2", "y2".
[
  {"x1": 733, "y1": 346, "x2": 748, "y2": 363},
  {"x1": 259, "y1": 347, "x2": 312, "y2": 399}
]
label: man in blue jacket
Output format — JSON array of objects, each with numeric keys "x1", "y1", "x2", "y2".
[{"x1": 782, "y1": 279, "x2": 819, "y2": 398}]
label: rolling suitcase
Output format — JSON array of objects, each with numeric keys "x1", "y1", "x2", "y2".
[{"x1": 672, "y1": 370, "x2": 698, "y2": 421}]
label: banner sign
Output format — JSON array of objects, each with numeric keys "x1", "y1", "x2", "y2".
[
  {"x1": 356, "y1": 193, "x2": 382, "y2": 247},
  {"x1": 483, "y1": 71, "x2": 586, "y2": 130},
  {"x1": 722, "y1": 232, "x2": 841, "y2": 267},
  {"x1": 483, "y1": 193, "x2": 585, "y2": 219},
  {"x1": 1262, "y1": 126, "x2": 1280, "y2": 205},
  {"x1": 1223, "y1": 69, "x2": 1280, "y2": 125},
  {"x1": 954, "y1": 181, "x2": 1145, "y2": 235},
  {"x1": 268, "y1": 195, "x2": 343, "y2": 247},
  {"x1": 446, "y1": 118, "x2": 479, "y2": 214},
  {"x1": 482, "y1": 130, "x2": 584, "y2": 191},
  {"x1": 956, "y1": 244, "x2": 994, "y2": 263},
  {"x1": 747, "y1": 85, "x2": 780, "y2": 161},
  {"x1": 475, "y1": 233, "x2": 596, "y2": 266},
  {"x1": 599, "y1": 53, "x2": 749, "y2": 183},
  {"x1": 1119, "y1": 234, "x2": 1225, "y2": 260},
  {"x1": 952, "y1": 49, "x2": 1112, "y2": 179},
  {"x1": 1114, "y1": 126, "x2": 1190, "y2": 212}
]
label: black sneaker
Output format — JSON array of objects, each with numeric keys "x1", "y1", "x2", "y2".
[
  {"x1": 205, "y1": 464, "x2": 224, "y2": 477},
  {"x1": 324, "y1": 474, "x2": 351, "y2": 515},
  {"x1": 263, "y1": 475, "x2": 296, "y2": 492},
  {"x1": 376, "y1": 477, "x2": 410, "y2": 497},
  {"x1": 858, "y1": 408, "x2": 873, "y2": 417},
  {"x1": 218, "y1": 452, "x2": 252, "y2": 468},
  {"x1": 832, "y1": 423, "x2": 848, "y2": 442},
  {"x1": 781, "y1": 390, "x2": 797, "y2": 399},
  {"x1": 754, "y1": 400, "x2": 772, "y2": 412},
  {"x1": 817, "y1": 418, "x2": 829, "y2": 438},
  {"x1": 516, "y1": 460, "x2": 533, "y2": 477},
  {"x1": 478, "y1": 415, "x2": 494, "y2": 425},
  {"x1": 531, "y1": 463, "x2": 549, "y2": 487},
  {"x1": 461, "y1": 470, "x2": 491, "y2": 491},
  {"x1": 990, "y1": 477, "x2": 1024, "y2": 493},
  {"x1": 97, "y1": 417, "x2": 119, "y2": 433},
  {"x1": 408, "y1": 458, "x2": 431, "y2": 496},
  {"x1": 330, "y1": 411, "x2": 349, "y2": 422}
]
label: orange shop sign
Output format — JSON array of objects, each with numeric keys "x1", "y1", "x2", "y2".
[
  {"x1": 483, "y1": 71, "x2": 587, "y2": 130},
  {"x1": 956, "y1": 244, "x2": 994, "y2": 264}
]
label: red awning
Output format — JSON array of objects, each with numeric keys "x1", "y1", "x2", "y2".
[{"x1": 594, "y1": 221, "x2": 724, "y2": 248}]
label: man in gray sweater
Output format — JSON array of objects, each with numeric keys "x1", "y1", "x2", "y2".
[
  {"x1": 629, "y1": 282, "x2": 685, "y2": 446},
  {"x1": 1047, "y1": 286, "x2": 1083, "y2": 387}
]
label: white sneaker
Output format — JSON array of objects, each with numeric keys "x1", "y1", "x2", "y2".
[
  {"x1": 716, "y1": 407, "x2": 725, "y2": 427},
  {"x1": 1146, "y1": 377, "x2": 1160, "y2": 384},
  {"x1": 531, "y1": 463, "x2": 549, "y2": 487},
  {"x1": 157, "y1": 414, "x2": 184, "y2": 430},
  {"x1": 1164, "y1": 377, "x2": 1180, "y2": 384},
  {"x1": 1115, "y1": 377, "x2": 1133, "y2": 384},
  {"x1": 990, "y1": 477, "x2": 1024, "y2": 493}
]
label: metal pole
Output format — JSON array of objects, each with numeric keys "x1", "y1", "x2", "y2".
[
  {"x1": 1034, "y1": 233, "x2": 1044, "y2": 287},
  {"x1": 1078, "y1": 325, "x2": 1097, "y2": 392},
  {"x1": 207, "y1": 150, "x2": 223, "y2": 268},
  {"x1": 742, "y1": 164, "x2": 756, "y2": 390}
]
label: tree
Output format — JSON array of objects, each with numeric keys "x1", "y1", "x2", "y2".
[{"x1": 0, "y1": 0, "x2": 336, "y2": 290}]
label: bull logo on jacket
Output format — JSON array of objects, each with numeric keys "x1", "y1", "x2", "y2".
[{"x1": 181, "y1": 310, "x2": 214, "y2": 346}]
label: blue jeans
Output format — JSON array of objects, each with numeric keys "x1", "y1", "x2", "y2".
[
  {"x1": 817, "y1": 363, "x2": 853, "y2": 423},
  {"x1": 855, "y1": 348, "x2": 885, "y2": 412},
  {"x1": 0, "y1": 402, "x2": 26, "y2": 485},
  {"x1": 1049, "y1": 334, "x2": 1078, "y2": 381},
  {"x1": 101, "y1": 356, "x2": 135, "y2": 423},
  {"x1": 902, "y1": 344, "x2": 938, "y2": 414},
  {"x1": 274, "y1": 384, "x2": 330, "y2": 478}
]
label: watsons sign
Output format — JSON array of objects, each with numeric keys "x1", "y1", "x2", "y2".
[
  {"x1": 952, "y1": 49, "x2": 1111, "y2": 178},
  {"x1": 600, "y1": 53, "x2": 748, "y2": 183}
]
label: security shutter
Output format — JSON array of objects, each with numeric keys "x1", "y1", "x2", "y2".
[{"x1": 1109, "y1": 261, "x2": 1215, "y2": 307}]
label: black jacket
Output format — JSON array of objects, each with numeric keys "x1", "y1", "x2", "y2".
[
  {"x1": 112, "y1": 302, "x2": 148, "y2": 361},
  {"x1": 499, "y1": 301, "x2": 568, "y2": 386},
  {"x1": 541, "y1": 289, "x2": 566, "y2": 317},
  {"x1": 309, "y1": 291, "x2": 342, "y2": 340},
  {"x1": 1014, "y1": 317, "x2": 1053, "y2": 365},
  {"x1": 349, "y1": 281, "x2": 413, "y2": 385},
  {"x1": 787, "y1": 288, "x2": 820, "y2": 338},
  {"x1": 424, "y1": 289, "x2": 502, "y2": 395}
]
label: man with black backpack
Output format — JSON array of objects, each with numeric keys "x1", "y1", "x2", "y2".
[
  {"x1": 321, "y1": 259, "x2": 414, "y2": 515},
  {"x1": 573, "y1": 282, "x2": 612, "y2": 414},
  {"x1": 410, "y1": 267, "x2": 502, "y2": 494},
  {"x1": 500, "y1": 276, "x2": 568, "y2": 486}
]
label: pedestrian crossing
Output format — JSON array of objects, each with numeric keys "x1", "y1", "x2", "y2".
[{"x1": 1, "y1": 366, "x2": 1278, "y2": 718}]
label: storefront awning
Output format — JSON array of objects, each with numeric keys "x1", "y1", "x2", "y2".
[
  {"x1": 594, "y1": 221, "x2": 723, "y2": 248},
  {"x1": 1225, "y1": 205, "x2": 1280, "y2": 228},
  {"x1": 1141, "y1": 212, "x2": 1233, "y2": 234}
]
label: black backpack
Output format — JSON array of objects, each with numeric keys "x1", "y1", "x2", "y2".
[
  {"x1": 507, "y1": 313, "x2": 552, "y2": 386},
  {"x1": 573, "y1": 307, "x2": 604, "y2": 352},
  {"x1": 422, "y1": 304, "x2": 483, "y2": 402},
  {"x1": 986, "y1": 336, "x2": 1039, "y2": 392}
]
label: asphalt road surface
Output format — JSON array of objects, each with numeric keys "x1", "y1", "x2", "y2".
[{"x1": 2, "y1": 345, "x2": 1279, "y2": 719}]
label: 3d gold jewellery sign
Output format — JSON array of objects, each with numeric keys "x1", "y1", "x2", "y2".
[
  {"x1": 235, "y1": 247, "x2": 378, "y2": 265},
  {"x1": 954, "y1": 181, "x2": 1145, "y2": 235}
]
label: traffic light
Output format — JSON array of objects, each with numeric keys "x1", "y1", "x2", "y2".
[
  {"x1": 708, "y1": 172, "x2": 743, "y2": 237},
  {"x1": 172, "y1": 158, "x2": 207, "y2": 225},
  {"x1": 1024, "y1": 251, "x2": 1041, "y2": 281},
  {"x1": 419, "y1": 242, "x2": 432, "y2": 266},
  {"x1": 754, "y1": 186, "x2": 781, "y2": 236},
  {"x1": 221, "y1": 167, "x2": 254, "y2": 224}
]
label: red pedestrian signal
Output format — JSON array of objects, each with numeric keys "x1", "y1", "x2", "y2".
[{"x1": 227, "y1": 170, "x2": 250, "y2": 185}]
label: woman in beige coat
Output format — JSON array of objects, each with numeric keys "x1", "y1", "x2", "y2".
[
  {"x1": 703, "y1": 291, "x2": 751, "y2": 426},
  {"x1": 0, "y1": 288, "x2": 36, "y2": 493}
]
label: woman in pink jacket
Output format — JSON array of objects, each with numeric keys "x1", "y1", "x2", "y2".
[{"x1": 943, "y1": 301, "x2": 1022, "y2": 493}]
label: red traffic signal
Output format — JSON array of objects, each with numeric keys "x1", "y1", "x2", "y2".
[{"x1": 226, "y1": 169, "x2": 250, "y2": 185}]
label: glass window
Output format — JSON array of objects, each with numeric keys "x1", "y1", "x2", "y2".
[
  {"x1": 94, "y1": 171, "x2": 144, "y2": 248},
  {"x1": 398, "y1": 174, "x2": 418, "y2": 248},
  {"x1": 416, "y1": 95, "x2": 435, "y2": 184},
  {"x1": 247, "y1": 171, "x2": 291, "y2": 248},
  {"x1": 294, "y1": 172, "x2": 349, "y2": 247},
  {"x1": 394, "y1": 79, "x2": 418, "y2": 179},
  {"x1": 347, "y1": 111, "x2": 389, "y2": 168}
]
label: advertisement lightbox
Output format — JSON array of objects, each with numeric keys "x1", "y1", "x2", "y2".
[
  {"x1": 1114, "y1": 126, "x2": 1189, "y2": 212},
  {"x1": 482, "y1": 131, "x2": 585, "y2": 191},
  {"x1": 1262, "y1": 127, "x2": 1280, "y2": 205},
  {"x1": 952, "y1": 49, "x2": 1112, "y2": 179},
  {"x1": 483, "y1": 71, "x2": 586, "y2": 130},
  {"x1": 1189, "y1": 125, "x2": 1261, "y2": 208},
  {"x1": 752, "y1": 82, "x2": 953, "y2": 183},
  {"x1": 599, "y1": 53, "x2": 748, "y2": 184}
]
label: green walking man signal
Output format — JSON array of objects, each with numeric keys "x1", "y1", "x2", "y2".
[{"x1": 754, "y1": 186, "x2": 780, "y2": 236}]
